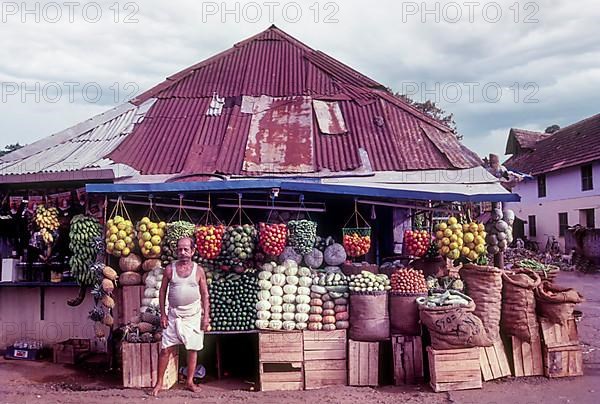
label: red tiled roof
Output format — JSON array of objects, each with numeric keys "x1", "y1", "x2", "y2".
[
  {"x1": 110, "y1": 26, "x2": 481, "y2": 176},
  {"x1": 512, "y1": 128, "x2": 550, "y2": 149},
  {"x1": 504, "y1": 113, "x2": 600, "y2": 175}
]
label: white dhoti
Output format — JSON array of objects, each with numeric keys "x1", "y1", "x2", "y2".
[{"x1": 161, "y1": 300, "x2": 204, "y2": 351}]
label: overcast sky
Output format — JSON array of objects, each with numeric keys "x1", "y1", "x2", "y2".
[{"x1": 1, "y1": 0, "x2": 599, "y2": 160}]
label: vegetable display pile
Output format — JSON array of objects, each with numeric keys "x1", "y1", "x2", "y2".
[
  {"x1": 435, "y1": 217, "x2": 486, "y2": 261},
  {"x1": 343, "y1": 231, "x2": 371, "y2": 257},
  {"x1": 308, "y1": 269, "x2": 350, "y2": 331},
  {"x1": 89, "y1": 263, "x2": 118, "y2": 337},
  {"x1": 390, "y1": 268, "x2": 428, "y2": 294},
  {"x1": 416, "y1": 290, "x2": 472, "y2": 307},
  {"x1": 426, "y1": 276, "x2": 464, "y2": 292},
  {"x1": 403, "y1": 230, "x2": 431, "y2": 257},
  {"x1": 485, "y1": 208, "x2": 513, "y2": 255},
  {"x1": 136, "y1": 217, "x2": 166, "y2": 259},
  {"x1": 255, "y1": 260, "x2": 313, "y2": 331},
  {"x1": 120, "y1": 306, "x2": 162, "y2": 343},
  {"x1": 349, "y1": 271, "x2": 391, "y2": 293},
  {"x1": 288, "y1": 220, "x2": 317, "y2": 255},
  {"x1": 209, "y1": 271, "x2": 259, "y2": 331},
  {"x1": 196, "y1": 224, "x2": 225, "y2": 259},
  {"x1": 140, "y1": 267, "x2": 164, "y2": 313},
  {"x1": 69, "y1": 215, "x2": 103, "y2": 285},
  {"x1": 105, "y1": 215, "x2": 135, "y2": 258},
  {"x1": 258, "y1": 223, "x2": 287, "y2": 256},
  {"x1": 517, "y1": 259, "x2": 559, "y2": 279},
  {"x1": 221, "y1": 224, "x2": 257, "y2": 263}
]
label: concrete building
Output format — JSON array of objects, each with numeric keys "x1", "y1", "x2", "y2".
[{"x1": 504, "y1": 116, "x2": 600, "y2": 252}]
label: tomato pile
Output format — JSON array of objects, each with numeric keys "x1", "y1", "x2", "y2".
[
  {"x1": 258, "y1": 223, "x2": 287, "y2": 256},
  {"x1": 343, "y1": 232, "x2": 371, "y2": 257},
  {"x1": 404, "y1": 229, "x2": 431, "y2": 257},
  {"x1": 196, "y1": 224, "x2": 225, "y2": 259},
  {"x1": 390, "y1": 267, "x2": 428, "y2": 294}
]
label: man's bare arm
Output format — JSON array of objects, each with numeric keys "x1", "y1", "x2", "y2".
[{"x1": 198, "y1": 267, "x2": 210, "y2": 328}]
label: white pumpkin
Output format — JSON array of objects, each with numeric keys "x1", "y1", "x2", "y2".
[
  {"x1": 258, "y1": 271, "x2": 272, "y2": 280},
  {"x1": 269, "y1": 296, "x2": 283, "y2": 307},
  {"x1": 270, "y1": 305, "x2": 283, "y2": 313},
  {"x1": 295, "y1": 322, "x2": 308, "y2": 330},
  {"x1": 295, "y1": 312, "x2": 309, "y2": 323},
  {"x1": 261, "y1": 262, "x2": 275, "y2": 273},
  {"x1": 256, "y1": 319, "x2": 270, "y2": 329},
  {"x1": 296, "y1": 303, "x2": 311, "y2": 314},
  {"x1": 283, "y1": 303, "x2": 296, "y2": 313},
  {"x1": 270, "y1": 273, "x2": 286, "y2": 286},
  {"x1": 286, "y1": 275, "x2": 299, "y2": 285},
  {"x1": 270, "y1": 285, "x2": 284, "y2": 297},
  {"x1": 273, "y1": 265, "x2": 286, "y2": 274},
  {"x1": 298, "y1": 276, "x2": 312, "y2": 287},
  {"x1": 270, "y1": 312, "x2": 283, "y2": 321},
  {"x1": 282, "y1": 312, "x2": 296, "y2": 321},
  {"x1": 295, "y1": 295, "x2": 311, "y2": 305},
  {"x1": 269, "y1": 320, "x2": 283, "y2": 330},
  {"x1": 258, "y1": 279, "x2": 272, "y2": 290},
  {"x1": 282, "y1": 321, "x2": 296, "y2": 331},
  {"x1": 283, "y1": 284, "x2": 298, "y2": 295},
  {"x1": 284, "y1": 265, "x2": 299, "y2": 277},
  {"x1": 298, "y1": 266, "x2": 312, "y2": 277},
  {"x1": 283, "y1": 294, "x2": 297, "y2": 304},
  {"x1": 297, "y1": 286, "x2": 311, "y2": 296},
  {"x1": 258, "y1": 290, "x2": 271, "y2": 301},
  {"x1": 256, "y1": 300, "x2": 271, "y2": 311},
  {"x1": 257, "y1": 310, "x2": 271, "y2": 320}
]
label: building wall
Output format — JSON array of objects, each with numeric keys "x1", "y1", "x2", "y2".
[
  {"x1": 0, "y1": 286, "x2": 106, "y2": 349},
  {"x1": 507, "y1": 161, "x2": 600, "y2": 252}
]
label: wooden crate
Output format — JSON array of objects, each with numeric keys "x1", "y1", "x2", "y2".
[
  {"x1": 511, "y1": 336, "x2": 544, "y2": 377},
  {"x1": 392, "y1": 335, "x2": 424, "y2": 385},
  {"x1": 116, "y1": 285, "x2": 145, "y2": 325},
  {"x1": 53, "y1": 339, "x2": 91, "y2": 364},
  {"x1": 427, "y1": 346, "x2": 482, "y2": 392},
  {"x1": 348, "y1": 339, "x2": 379, "y2": 386},
  {"x1": 479, "y1": 340, "x2": 511, "y2": 381},
  {"x1": 540, "y1": 318, "x2": 579, "y2": 349},
  {"x1": 258, "y1": 331, "x2": 304, "y2": 391},
  {"x1": 543, "y1": 343, "x2": 583, "y2": 378},
  {"x1": 121, "y1": 342, "x2": 178, "y2": 388},
  {"x1": 303, "y1": 330, "x2": 347, "y2": 389}
]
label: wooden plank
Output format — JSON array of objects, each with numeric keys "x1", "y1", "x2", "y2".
[
  {"x1": 486, "y1": 345, "x2": 502, "y2": 379},
  {"x1": 430, "y1": 347, "x2": 482, "y2": 355},
  {"x1": 434, "y1": 359, "x2": 480, "y2": 373},
  {"x1": 480, "y1": 347, "x2": 493, "y2": 381},
  {"x1": 305, "y1": 369, "x2": 347, "y2": 388},
  {"x1": 260, "y1": 342, "x2": 303, "y2": 354},
  {"x1": 303, "y1": 330, "x2": 347, "y2": 341},
  {"x1": 304, "y1": 340, "x2": 346, "y2": 351},
  {"x1": 359, "y1": 342, "x2": 369, "y2": 386},
  {"x1": 305, "y1": 359, "x2": 346, "y2": 371},
  {"x1": 430, "y1": 379, "x2": 482, "y2": 393},
  {"x1": 435, "y1": 369, "x2": 482, "y2": 383},
  {"x1": 435, "y1": 351, "x2": 481, "y2": 361},
  {"x1": 495, "y1": 341, "x2": 511, "y2": 376},
  {"x1": 404, "y1": 337, "x2": 415, "y2": 384},
  {"x1": 259, "y1": 331, "x2": 303, "y2": 346},
  {"x1": 413, "y1": 336, "x2": 423, "y2": 382},
  {"x1": 512, "y1": 337, "x2": 525, "y2": 377},
  {"x1": 521, "y1": 340, "x2": 533, "y2": 376},
  {"x1": 368, "y1": 341, "x2": 379, "y2": 386},
  {"x1": 260, "y1": 371, "x2": 303, "y2": 382},
  {"x1": 348, "y1": 340, "x2": 359, "y2": 386},
  {"x1": 531, "y1": 338, "x2": 544, "y2": 376},
  {"x1": 304, "y1": 349, "x2": 346, "y2": 361},
  {"x1": 393, "y1": 337, "x2": 405, "y2": 385},
  {"x1": 260, "y1": 351, "x2": 303, "y2": 362},
  {"x1": 139, "y1": 343, "x2": 151, "y2": 387},
  {"x1": 121, "y1": 343, "x2": 131, "y2": 387},
  {"x1": 261, "y1": 381, "x2": 303, "y2": 391}
]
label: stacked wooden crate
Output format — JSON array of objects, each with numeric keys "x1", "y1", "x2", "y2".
[
  {"x1": 540, "y1": 318, "x2": 583, "y2": 378},
  {"x1": 258, "y1": 331, "x2": 304, "y2": 391},
  {"x1": 348, "y1": 340, "x2": 380, "y2": 386},
  {"x1": 392, "y1": 335, "x2": 424, "y2": 385},
  {"x1": 479, "y1": 340, "x2": 511, "y2": 381},
  {"x1": 121, "y1": 342, "x2": 178, "y2": 388},
  {"x1": 427, "y1": 347, "x2": 482, "y2": 392},
  {"x1": 303, "y1": 330, "x2": 347, "y2": 389}
]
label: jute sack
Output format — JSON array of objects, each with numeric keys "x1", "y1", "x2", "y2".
[
  {"x1": 389, "y1": 292, "x2": 426, "y2": 335},
  {"x1": 418, "y1": 300, "x2": 492, "y2": 349},
  {"x1": 501, "y1": 269, "x2": 541, "y2": 342},
  {"x1": 535, "y1": 282, "x2": 583, "y2": 324},
  {"x1": 349, "y1": 292, "x2": 390, "y2": 341},
  {"x1": 460, "y1": 264, "x2": 503, "y2": 342}
]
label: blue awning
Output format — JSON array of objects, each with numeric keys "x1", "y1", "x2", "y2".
[{"x1": 86, "y1": 178, "x2": 519, "y2": 203}]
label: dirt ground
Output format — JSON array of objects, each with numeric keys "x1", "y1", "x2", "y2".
[{"x1": 0, "y1": 271, "x2": 598, "y2": 404}]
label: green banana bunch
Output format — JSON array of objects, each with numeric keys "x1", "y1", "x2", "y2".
[{"x1": 69, "y1": 215, "x2": 103, "y2": 286}]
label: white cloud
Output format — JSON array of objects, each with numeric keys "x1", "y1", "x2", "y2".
[{"x1": 0, "y1": 0, "x2": 599, "y2": 159}]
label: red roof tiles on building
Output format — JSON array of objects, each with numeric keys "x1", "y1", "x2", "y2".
[{"x1": 110, "y1": 26, "x2": 481, "y2": 176}]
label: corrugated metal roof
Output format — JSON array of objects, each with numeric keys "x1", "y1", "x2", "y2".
[
  {"x1": 0, "y1": 100, "x2": 153, "y2": 177},
  {"x1": 504, "y1": 113, "x2": 600, "y2": 175}
]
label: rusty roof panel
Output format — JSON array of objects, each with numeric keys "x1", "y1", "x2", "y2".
[
  {"x1": 420, "y1": 124, "x2": 482, "y2": 169},
  {"x1": 243, "y1": 96, "x2": 314, "y2": 173},
  {"x1": 313, "y1": 100, "x2": 347, "y2": 135}
]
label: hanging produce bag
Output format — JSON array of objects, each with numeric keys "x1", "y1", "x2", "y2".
[
  {"x1": 196, "y1": 196, "x2": 225, "y2": 260},
  {"x1": 349, "y1": 292, "x2": 390, "y2": 341},
  {"x1": 161, "y1": 195, "x2": 196, "y2": 265},
  {"x1": 105, "y1": 197, "x2": 135, "y2": 258},
  {"x1": 288, "y1": 220, "x2": 317, "y2": 255},
  {"x1": 342, "y1": 201, "x2": 371, "y2": 257},
  {"x1": 136, "y1": 198, "x2": 166, "y2": 259},
  {"x1": 259, "y1": 220, "x2": 287, "y2": 257},
  {"x1": 459, "y1": 263, "x2": 503, "y2": 342},
  {"x1": 535, "y1": 282, "x2": 583, "y2": 324},
  {"x1": 221, "y1": 195, "x2": 257, "y2": 264},
  {"x1": 418, "y1": 295, "x2": 492, "y2": 349},
  {"x1": 501, "y1": 269, "x2": 541, "y2": 342}
]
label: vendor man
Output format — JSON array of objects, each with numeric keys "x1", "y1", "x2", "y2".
[{"x1": 153, "y1": 237, "x2": 210, "y2": 396}]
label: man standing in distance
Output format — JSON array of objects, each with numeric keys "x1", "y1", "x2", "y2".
[{"x1": 152, "y1": 237, "x2": 210, "y2": 396}]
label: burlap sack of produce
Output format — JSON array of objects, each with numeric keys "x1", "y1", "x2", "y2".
[
  {"x1": 460, "y1": 264, "x2": 503, "y2": 342},
  {"x1": 501, "y1": 269, "x2": 541, "y2": 342},
  {"x1": 535, "y1": 282, "x2": 583, "y2": 324},
  {"x1": 349, "y1": 292, "x2": 390, "y2": 341},
  {"x1": 418, "y1": 301, "x2": 492, "y2": 349},
  {"x1": 389, "y1": 292, "x2": 427, "y2": 336}
]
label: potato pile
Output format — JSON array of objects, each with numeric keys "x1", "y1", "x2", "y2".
[{"x1": 390, "y1": 268, "x2": 428, "y2": 294}]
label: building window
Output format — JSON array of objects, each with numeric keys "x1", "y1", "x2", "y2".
[
  {"x1": 580, "y1": 209, "x2": 595, "y2": 228},
  {"x1": 537, "y1": 174, "x2": 547, "y2": 198},
  {"x1": 558, "y1": 212, "x2": 569, "y2": 237},
  {"x1": 581, "y1": 164, "x2": 593, "y2": 191},
  {"x1": 528, "y1": 215, "x2": 537, "y2": 237}
]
